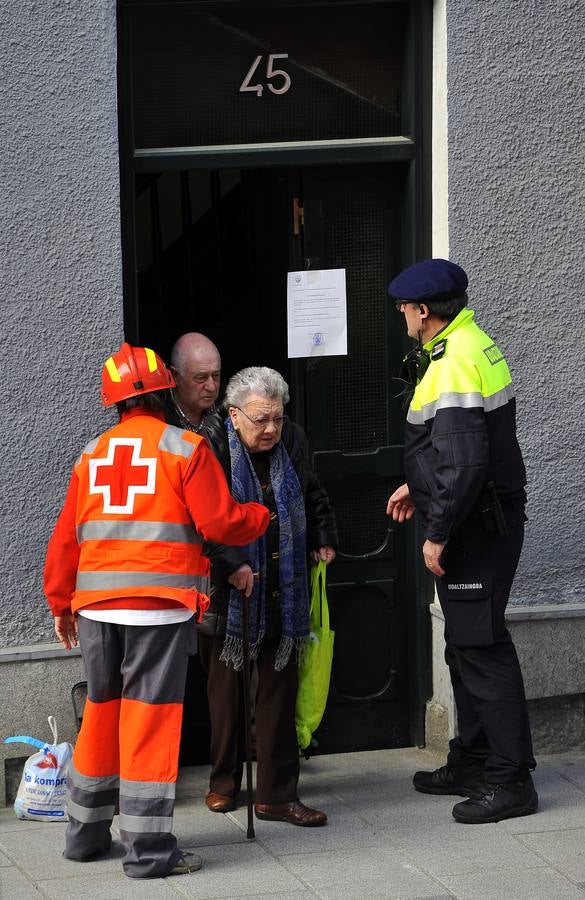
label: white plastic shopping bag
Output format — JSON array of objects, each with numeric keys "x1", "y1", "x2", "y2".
[{"x1": 4, "y1": 716, "x2": 73, "y2": 821}]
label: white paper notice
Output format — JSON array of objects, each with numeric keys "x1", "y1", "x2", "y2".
[{"x1": 287, "y1": 268, "x2": 347, "y2": 358}]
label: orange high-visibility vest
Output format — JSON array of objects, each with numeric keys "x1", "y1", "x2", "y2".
[{"x1": 72, "y1": 415, "x2": 211, "y2": 614}]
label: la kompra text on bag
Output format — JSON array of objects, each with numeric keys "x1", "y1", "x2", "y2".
[{"x1": 4, "y1": 716, "x2": 72, "y2": 821}]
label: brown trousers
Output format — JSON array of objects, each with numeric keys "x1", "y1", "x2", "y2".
[{"x1": 197, "y1": 634, "x2": 300, "y2": 804}]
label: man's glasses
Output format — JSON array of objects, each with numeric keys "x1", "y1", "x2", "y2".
[{"x1": 236, "y1": 407, "x2": 288, "y2": 429}]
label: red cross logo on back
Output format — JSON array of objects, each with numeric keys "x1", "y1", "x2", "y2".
[{"x1": 89, "y1": 438, "x2": 157, "y2": 514}]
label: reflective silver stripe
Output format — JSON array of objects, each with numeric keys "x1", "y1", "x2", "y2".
[
  {"x1": 406, "y1": 408, "x2": 425, "y2": 425},
  {"x1": 484, "y1": 383, "x2": 515, "y2": 411},
  {"x1": 69, "y1": 760, "x2": 120, "y2": 793},
  {"x1": 407, "y1": 384, "x2": 515, "y2": 425},
  {"x1": 120, "y1": 779, "x2": 176, "y2": 800},
  {"x1": 158, "y1": 426, "x2": 196, "y2": 459},
  {"x1": 118, "y1": 813, "x2": 173, "y2": 834},
  {"x1": 76, "y1": 520, "x2": 201, "y2": 545},
  {"x1": 75, "y1": 437, "x2": 100, "y2": 467},
  {"x1": 406, "y1": 407, "x2": 424, "y2": 425},
  {"x1": 67, "y1": 797, "x2": 116, "y2": 823},
  {"x1": 76, "y1": 571, "x2": 210, "y2": 592},
  {"x1": 407, "y1": 391, "x2": 484, "y2": 425}
]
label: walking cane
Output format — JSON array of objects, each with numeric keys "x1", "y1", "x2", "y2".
[{"x1": 241, "y1": 587, "x2": 255, "y2": 840}]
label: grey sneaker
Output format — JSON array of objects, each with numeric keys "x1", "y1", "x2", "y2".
[{"x1": 167, "y1": 850, "x2": 203, "y2": 876}]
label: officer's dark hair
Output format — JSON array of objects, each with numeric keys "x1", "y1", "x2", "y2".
[
  {"x1": 116, "y1": 390, "x2": 167, "y2": 416},
  {"x1": 426, "y1": 292, "x2": 468, "y2": 322}
]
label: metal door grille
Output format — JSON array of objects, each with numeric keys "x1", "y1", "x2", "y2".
[
  {"x1": 326, "y1": 476, "x2": 391, "y2": 557},
  {"x1": 130, "y1": 4, "x2": 406, "y2": 149},
  {"x1": 319, "y1": 183, "x2": 388, "y2": 452}
]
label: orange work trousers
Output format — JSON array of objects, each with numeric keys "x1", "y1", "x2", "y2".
[{"x1": 65, "y1": 615, "x2": 196, "y2": 878}]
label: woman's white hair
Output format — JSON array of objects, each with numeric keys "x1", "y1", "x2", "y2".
[{"x1": 224, "y1": 366, "x2": 290, "y2": 408}]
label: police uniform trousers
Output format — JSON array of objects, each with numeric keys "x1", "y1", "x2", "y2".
[
  {"x1": 198, "y1": 633, "x2": 300, "y2": 804},
  {"x1": 65, "y1": 616, "x2": 196, "y2": 878},
  {"x1": 435, "y1": 522, "x2": 536, "y2": 783}
]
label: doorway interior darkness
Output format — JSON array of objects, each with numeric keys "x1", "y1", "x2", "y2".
[{"x1": 118, "y1": 0, "x2": 433, "y2": 763}]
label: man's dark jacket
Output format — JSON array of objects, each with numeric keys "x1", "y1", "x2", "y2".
[{"x1": 198, "y1": 409, "x2": 338, "y2": 634}]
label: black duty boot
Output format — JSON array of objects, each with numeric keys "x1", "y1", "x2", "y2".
[
  {"x1": 452, "y1": 779, "x2": 538, "y2": 824},
  {"x1": 413, "y1": 764, "x2": 483, "y2": 797}
]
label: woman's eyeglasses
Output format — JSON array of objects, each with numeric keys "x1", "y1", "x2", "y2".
[{"x1": 236, "y1": 408, "x2": 288, "y2": 429}]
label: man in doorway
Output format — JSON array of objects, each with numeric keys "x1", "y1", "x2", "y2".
[
  {"x1": 386, "y1": 258, "x2": 537, "y2": 825},
  {"x1": 164, "y1": 332, "x2": 224, "y2": 767},
  {"x1": 166, "y1": 332, "x2": 221, "y2": 432}
]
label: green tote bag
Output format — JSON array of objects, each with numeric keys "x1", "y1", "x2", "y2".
[{"x1": 295, "y1": 560, "x2": 335, "y2": 751}]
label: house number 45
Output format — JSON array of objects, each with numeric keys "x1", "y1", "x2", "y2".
[{"x1": 239, "y1": 54, "x2": 291, "y2": 96}]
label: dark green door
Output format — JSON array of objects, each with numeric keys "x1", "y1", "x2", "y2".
[
  {"x1": 288, "y1": 165, "x2": 414, "y2": 751},
  {"x1": 133, "y1": 161, "x2": 423, "y2": 757},
  {"x1": 120, "y1": 0, "x2": 432, "y2": 761}
]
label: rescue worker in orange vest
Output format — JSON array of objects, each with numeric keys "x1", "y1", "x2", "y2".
[{"x1": 44, "y1": 343, "x2": 269, "y2": 879}]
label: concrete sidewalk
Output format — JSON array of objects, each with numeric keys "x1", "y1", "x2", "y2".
[{"x1": 2, "y1": 747, "x2": 585, "y2": 899}]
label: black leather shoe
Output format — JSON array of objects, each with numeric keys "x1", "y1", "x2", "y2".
[
  {"x1": 413, "y1": 764, "x2": 483, "y2": 797},
  {"x1": 452, "y1": 779, "x2": 538, "y2": 824}
]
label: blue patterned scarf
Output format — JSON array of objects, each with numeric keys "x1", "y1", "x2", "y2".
[{"x1": 220, "y1": 417, "x2": 309, "y2": 671}]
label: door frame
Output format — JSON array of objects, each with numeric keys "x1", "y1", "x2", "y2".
[{"x1": 116, "y1": 0, "x2": 434, "y2": 747}]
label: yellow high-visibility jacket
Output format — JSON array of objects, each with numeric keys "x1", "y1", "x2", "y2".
[{"x1": 404, "y1": 309, "x2": 526, "y2": 544}]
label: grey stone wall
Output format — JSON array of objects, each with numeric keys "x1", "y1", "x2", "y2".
[
  {"x1": 0, "y1": 0, "x2": 123, "y2": 645},
  {"x1": 446, "y1": 0, "x2": 585, "y2": 604},
  {"x1": 427, "y1": 602, "x2": 585, "y2": 755},
  {"x1": 0, "y1": 645, "x2": 84, "y2": 807}
]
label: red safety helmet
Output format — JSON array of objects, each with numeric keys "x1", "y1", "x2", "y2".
[{"x1": 100, "y1": 342, "x2": 175, "y2": 407}]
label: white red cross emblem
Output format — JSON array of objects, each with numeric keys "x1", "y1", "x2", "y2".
[{"x1": 89, "y1": 438, "x2": 157, "y2": 514}]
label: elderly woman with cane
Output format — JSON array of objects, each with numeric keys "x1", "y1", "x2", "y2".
[{"x1": 197, "y1": 366, "x2": 338, "y2": 826}]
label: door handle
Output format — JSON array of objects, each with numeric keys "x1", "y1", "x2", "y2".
[
  {"x1": 336, "y1": 669, "x2": 397, "y2": 702},
  {"x1": 340, "y1": 448, "x2": 386, "y2": 457},
  {"x1": 292, "y1": 197, "x2": 304, "y2": 235},
  {"x1": 337, "y1": 526, "x2": 392, "y2": 560},
  {"x1": 312, "y1": 445, "x2": 404, "y2": 479}
]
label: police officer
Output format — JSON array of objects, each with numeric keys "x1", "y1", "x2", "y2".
[{"x1": 386, "y1": 259, "x2": 537, "y2": 824}]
